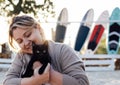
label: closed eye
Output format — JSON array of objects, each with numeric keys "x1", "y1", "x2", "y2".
[
  {"x1": 24, "y1": 30, "x2": 32, "y2": 38},
  {"x1": 16, "y1": 39, "x2": 23, "y2": 44},
  {"x1": 26, "y1": 32, "x2": 31, "y2": 37}
]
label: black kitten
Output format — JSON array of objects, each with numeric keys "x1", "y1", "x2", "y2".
[{"x1": 21, "y1": 41, "x2": 51, "y2": 78}]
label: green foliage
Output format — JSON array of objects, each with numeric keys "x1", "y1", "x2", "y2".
[
  {"x1": 95, "y1": 37, "x2": 120, "y2": 54},
  {"x1": 95, "y1": 37, "x2": 107, "y2": 54},
  {"x1": 117, "y1": 48, "x2": 120, "y2": 54},
  {"x1": 0, "y1": 0, "x2": 55, "y2": 19}
]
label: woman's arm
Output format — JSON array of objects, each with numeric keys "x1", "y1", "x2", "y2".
[
  {"x1": 3, "y1": 53, "x2": 50, "y2": 85},
  {"x1": 49, "y1": 67, "x2": 62, "y2": 85},
  {"x1": 54, "y1": 44, "x2": 89, "y2": 85},
  {"x1": 3, "y1": 53, "x2": 24, "y2": 85},
  {"x1": 21, "y1": 63, "x2": 50, "y2": 85},
  {"x1": 62, "y1": 45, "x2": 89, "y2": 85}
]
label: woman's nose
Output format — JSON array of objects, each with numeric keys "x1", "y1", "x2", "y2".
[{"x1": 23, "y1": 38, "x2": 30, "y2": 47}]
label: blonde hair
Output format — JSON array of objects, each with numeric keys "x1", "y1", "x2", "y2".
[{"x1": 9, "y1": 15, "x2": 45, "y2": 51}]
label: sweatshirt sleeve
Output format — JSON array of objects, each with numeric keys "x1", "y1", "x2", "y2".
[
  {"x1": 60, "y1": 44, "x2": 89, "y2": 85},
  {"x1": 3, "y1": 53, "x2": 24, "y2": 85}
]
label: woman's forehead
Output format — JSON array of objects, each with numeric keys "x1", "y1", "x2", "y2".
[{"x1": 13, "y1": 28, "x2": 32, "y2": 39}]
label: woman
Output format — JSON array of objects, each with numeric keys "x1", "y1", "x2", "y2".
[{"x1": 3, "y1": 15, "x2": 89, "y2": 85}]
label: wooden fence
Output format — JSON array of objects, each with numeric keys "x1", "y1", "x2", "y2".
[
  {"x1": 81, "y1": 54, "x2": 120, "y2": 71},
  {"x1": 0, "y1": 54, "x2": 120, "y2": 71}
]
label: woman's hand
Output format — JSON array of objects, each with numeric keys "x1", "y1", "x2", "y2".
[
  {"x1": 33, "y1": 62, "x2": 50, "y2": 84},
  {"x1": 21, "y1": 62, "x2": 50, "y2": 85},
  {"x1": 33, "y1": 61, "x2": 42, "y2": 77}
]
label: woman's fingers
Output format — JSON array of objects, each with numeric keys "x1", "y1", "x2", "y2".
[{"x1": 44, "y1": 63, "x2": 50, "y2": 73}]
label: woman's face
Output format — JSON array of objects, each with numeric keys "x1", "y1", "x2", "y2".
[{"x1": 13, "y1": 26, "x2": 43, "y2": 54}]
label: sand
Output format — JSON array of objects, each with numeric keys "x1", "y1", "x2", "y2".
[
  {"x1": 0, "y1": 70, "x2": 120, "y2": 85},
  {"x1": 86, "y1": 71, "x2": 120, "y2": 85}
]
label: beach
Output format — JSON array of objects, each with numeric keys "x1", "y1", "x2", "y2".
[
  {"x1": 86, "y1": 71, "x2": 120, "y2": 85},
  {"x1": 0, "y1": 69, "x2": 120, "y2": 85}
]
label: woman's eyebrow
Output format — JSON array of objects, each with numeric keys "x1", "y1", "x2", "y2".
[
  {"x1": 23, "y1": 28, "x2": 32, "y2": 36},
  {"x1": 15, "y1": 28, "x2": 32, "y2": 41}
]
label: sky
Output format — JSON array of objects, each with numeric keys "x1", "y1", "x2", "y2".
[
  {"x1": 0, "y1": 0, "x2": 120, "y2": 48},
  {"x1": 0, "y1": 16, "x2": 8, "y2": 44},
  {"x1": 53, "y1": 0, "x2": 120, "y2": 21}
]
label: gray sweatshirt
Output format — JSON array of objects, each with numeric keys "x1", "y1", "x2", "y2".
[{"x1": 3, "y1": 40, "x2": 89, "y2": 85}]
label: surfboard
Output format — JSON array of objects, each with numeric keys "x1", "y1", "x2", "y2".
[
  {"x1": 55, "y1": 8, "x2": 68, "y2": 43},
  {"x1": 86, "y1": 10, "x2": 109, "y2": 54},
  {"x1": 107, "y1": 7, "x2": 120, "y2": 54},
  {"x1": 74, "y1": 8, "x2": 94, "y2": 51}
]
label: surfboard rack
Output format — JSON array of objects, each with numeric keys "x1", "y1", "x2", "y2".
[
  {"x1": 0, "y1": 58, "x2": 12, "y2": 69},
  {"x1": 0, "y1": 52, "x2": 15, "y2": 70},
  {"x1": 79, "y1": 54, "x2": 120, "y2": 71},
  {"x1": 39, "y1": 20, "x2": 120, "y2": 24},
  {"x1": 0, "y1": 52, "x2": 120, "y2": 72}
]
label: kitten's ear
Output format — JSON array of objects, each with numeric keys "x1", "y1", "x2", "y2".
[
  {"x1": 32, "y1": 42, "x2": 36, "y2": 50},
  {"x1": 32, "y1": 42, "x2": 35, "y2": 46}
]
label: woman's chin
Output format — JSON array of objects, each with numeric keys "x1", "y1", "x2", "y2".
[{"x1": 22, "y1": 49, "x2": 32, "y2": 54}]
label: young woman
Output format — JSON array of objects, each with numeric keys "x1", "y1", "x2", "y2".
[{"x1": 3, "y1": 15, "x2": 89, "y2": 85}]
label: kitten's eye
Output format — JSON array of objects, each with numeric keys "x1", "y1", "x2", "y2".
[
  {"x1": 36, "y1": 50, "x2": 40, "y2": 53},
  {"x1": 43, "y1": 50, "x2": 46, "y2": 53}
]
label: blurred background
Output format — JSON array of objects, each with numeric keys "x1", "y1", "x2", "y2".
[
  {"x1": 0, "y1": 0, "x2": 120, "y2": 55},
  {"x1": 0, "y1": 0, "x2": 120, "y2": 85}
]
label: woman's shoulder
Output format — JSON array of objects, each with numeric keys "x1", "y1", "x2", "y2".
[
  {"x1": 47, "y1": 40, "x2": 72, "y2": 56},
  {"x1": 12, "y1": 52, "x2": 31, "y2": 63},
  {"x1": 48, "y1": 40, "x2": 68, "y2": 48}
]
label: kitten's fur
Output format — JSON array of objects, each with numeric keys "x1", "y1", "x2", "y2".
[{"x1": 21, "y1": 41, "x2": 51, "y2": 77}]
